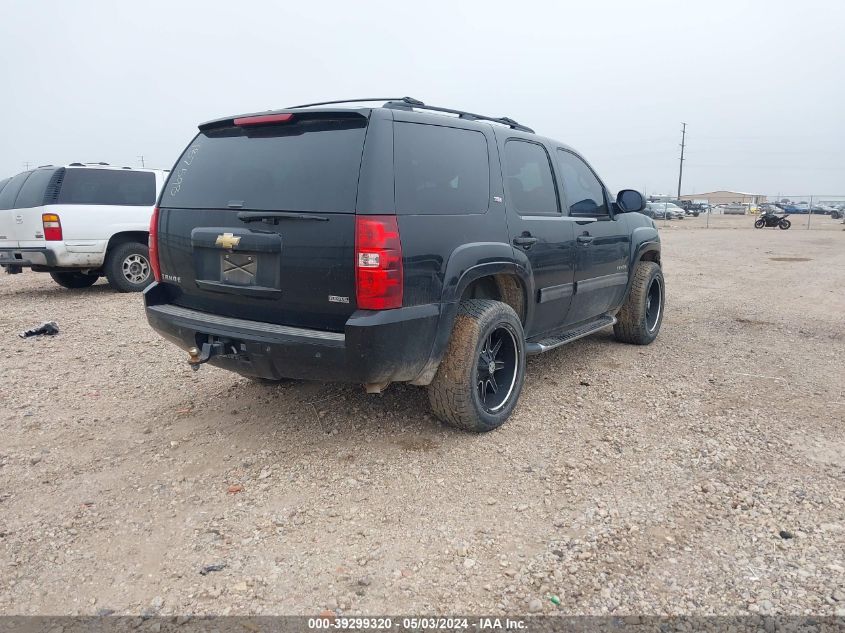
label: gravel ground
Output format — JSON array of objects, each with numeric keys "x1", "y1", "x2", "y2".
[{"x1": 1, "y1": 219, "x2": 843, "y2": 617}]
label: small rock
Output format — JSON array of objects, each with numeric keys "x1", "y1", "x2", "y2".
[
  {"x1": 833, "y1": 588, "x2": 845, "y2": 602},
  {"x1": 29, "y1": 455, "x2": 42, "y2": 466},
  {"x1": 231, "y1": 581, "x2": 248, "y2": 593},
  {"x1": 150, "y1": 596, "x2": 164, "y2": 611},
  {"x1": 357, "y1": 576, "x2": 372, "y2": 587},
  {"x1": 227, "y1": 484, "x2": 244, "y2": 494},
  {"x1": 199, "y1": 562, "x2": 226, "y2": 575},
  {"x1": 463, "y1": 558, "x2": 476, "y2": 569},
  {"x1": 486, "y1": 498, "x2": 497, "y2": 506},
  {"x1": 778, "y1": 530, "x2": 794, "y2": 539},
  {"x1": 528, "y1": 598, "x2": 543, "y2": 612},
  {"x1": 516, "y1": 504, "x2": 529, "y2": 512}
]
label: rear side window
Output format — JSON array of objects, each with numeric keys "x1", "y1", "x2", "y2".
[
  {"x1": 57, "y1": 169, "x2": 156, "y2": 206},
  {"x1": 0, "y1": 172, "x2": 32, "y2": 210},
  {"x1": 556, "y1": 150, "x2": 608, "y2": 217},
  {"x1": 164, "y1": 116, "x2": 368, "y2": 212},
  {"x1": 504, "y1": 141, "x2": 559, "y2": 216},
  {"x1": 14, "y1": 168, "x2": 59, "y2": 209},
  {"x1": 394, "y1": 123, "x2": 489, "y2": 215}
]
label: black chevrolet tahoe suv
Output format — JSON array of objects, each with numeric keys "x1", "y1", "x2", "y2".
[{"x1": 145, "y1": 97, "x2": 663, "y2": 432}]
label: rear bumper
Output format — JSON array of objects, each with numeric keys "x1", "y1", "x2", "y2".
[
  {"x1": 143, "y1": 282, "x2": 441, "y2": 384},
  {"x1": 0, "y1": 244, "x2": 106, "y2": 270}
]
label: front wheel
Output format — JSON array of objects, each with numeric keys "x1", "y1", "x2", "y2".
[
  {"x1": 614, "y1": 261, "x2": 664, "y2": 345},
  {"x1": 754, "y1": 218, "x2": 765, "y2": 229},
  {"x1": 427, "y1": 299, "x2": 525, "y2": 433},
  {"x1": 778, "y1": 219, "x2": 791, "y2": 230},
  {"x1": 50, "y1": 271, "x2": 99, "y2": 289},
  {"x1": 104, "y1": 242, "x2": 153, "y2": 292}
]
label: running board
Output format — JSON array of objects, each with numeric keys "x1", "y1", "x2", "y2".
[{"x1": 525, "y1": 315, "x2": 616, "y2": 355}]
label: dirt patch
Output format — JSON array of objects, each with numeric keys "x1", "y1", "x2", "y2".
[
  {"x1": 394, "y1": 436, "x2": 441, "y2": 452},
  {"x1": 1, "y1": 226, "x2": 844, "y2": 617},
  {"x1": 734, "y1": 317, "x2": 776, "y2": 326}
]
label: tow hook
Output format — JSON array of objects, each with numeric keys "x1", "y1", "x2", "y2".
[{"x1": 188, "y1": 341, "x2": 229, "y2": 371}]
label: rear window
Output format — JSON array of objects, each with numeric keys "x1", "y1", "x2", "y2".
[
  {"x1": 0, "y1": 178, "x2": 10, "y2": 195},
  {"x1": 164, "y1": 116, "x2": 368, "y2": 212},
  {"x1": 0, "y1": 171, "x2": 31, "y2": 210},
  {"x1": 394, "y1": 122, "x2": 489, "y2": 215},
  {"x1": 56, "y1": 169, "x2": 156, "y2": 206},
  {"x1": 13, "y1": 168, "x2": 59, "y2": 209}
]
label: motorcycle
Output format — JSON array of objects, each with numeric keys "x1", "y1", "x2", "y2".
[{"x1": 755, "y1": 211, "x2": 791, "y2": 230}]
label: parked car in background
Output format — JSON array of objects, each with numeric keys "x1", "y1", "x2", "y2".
[
  {"x1": 0, "y1": 163, "x2": 167, "y2": 291},
  {"x1": 723, "y1": 204, "x2": 746, "y2": 215},
  {"x1": 782, "y1": 203, "x2": 809, "y2": 214},
  {"x1": 644, "y1": 202, "x2": 684, "y2": 220}
]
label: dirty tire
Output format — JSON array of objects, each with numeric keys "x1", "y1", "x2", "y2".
[
  {"x1": 104, "y1": 242, "x2": 152, "y2": 292},
  {"x1": 778, "y1": 218, "x2": 791, "y2": 230},
  {"x1": 49, "y1": 271, "x2": 99, "y2": 289},
  {"x1": 614, "y1": 261, "x2": 664, "y2": 345},
  {"x1": 427, "y1": 299, "x2": 525, "y2": 433}
]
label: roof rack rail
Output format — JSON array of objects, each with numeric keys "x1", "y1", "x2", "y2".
[
  {"x1": 285, "y1": 96, "x2": 533, "y2": 133},
  {"x1": 382, "y1": 98, "x2": 534, "y2": 133},
  {"x1": 85, "y1": 162, "x2": 110, "y2": 165},
  {"x1": 69, "y1": 162, "x2": 84, "y2": 166},
  {"x1": 37, "y1": 164, "x2": 54, "y2": 168},
  {"x1": 287, "y1": 96, "x2": 424, "y2": 109}
]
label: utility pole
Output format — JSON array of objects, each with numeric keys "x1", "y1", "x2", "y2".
[
  {"x1": 137, "y1": 155, "x2": 145, "y2": 168},
  {"x1": 23, "y1": 161, "x2": 31, "y2": 170},
  {"x1": 677, "y1": 122, "x2": 687, "y2": 199}
]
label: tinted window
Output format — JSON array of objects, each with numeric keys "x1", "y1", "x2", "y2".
[
  {"x1": 394, "y1": 123, "x2": 489, "y2": 215},
  {"x1": 14, "y1": 168, "x2": 59, "y2": 209},
  {"x1": 57, "y1": 169, "x2": 156, "y2": 206},
  {"x1": 0, "y1": 172, "x2": 32, "y2": 210},
  {"x1": 504, "y1": 141, "x2": 559, "y2": 215},
  {"x1": 164, "y1": 117, "x2": 367, "y2": 212},
  {"x1": 556, "y1": 150, "x2": 608, "y2": 216}
]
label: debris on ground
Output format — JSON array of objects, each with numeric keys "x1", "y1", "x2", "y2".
[{"x1": 19, "y1": 321, "x2": 59, "y2": 338}]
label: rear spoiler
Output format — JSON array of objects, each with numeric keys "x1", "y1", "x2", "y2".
[{"x1": 198, "y1": 109, "x2": 368, "y2": 132}]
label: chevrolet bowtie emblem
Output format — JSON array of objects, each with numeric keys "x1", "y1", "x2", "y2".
[{"x1": 215, "y1": 233, "x2": 241, "y2": 250}]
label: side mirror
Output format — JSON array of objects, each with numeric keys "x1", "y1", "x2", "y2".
[{"x1": 616, "y1": 189, "x2": 645, "y2": 213}]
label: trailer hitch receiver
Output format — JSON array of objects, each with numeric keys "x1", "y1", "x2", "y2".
[{"x1": 188, "y1": 339, "x2": 240, "y2": 371}]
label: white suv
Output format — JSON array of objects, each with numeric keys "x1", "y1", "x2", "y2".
[{"x1": 0, "y1": 163, "x2": 167, "y2": 291}]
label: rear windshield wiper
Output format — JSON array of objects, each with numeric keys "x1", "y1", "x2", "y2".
[{"x1": 237, "y1": 210, "x2": 329, "y2": 223}]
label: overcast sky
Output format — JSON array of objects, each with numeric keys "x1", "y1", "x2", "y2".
[{"x1": 2, "y1": 0, "x2": 843, "y2": 197}]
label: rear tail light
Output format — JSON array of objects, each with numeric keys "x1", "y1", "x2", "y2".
[
  {"x1": 41, "y1": 213, "x2": 63, "y2": 241},
  {"x1": 355, "y1": 215, "x2": 403, "y2": 310},
  {"x1": 149, "y1": 206, "x2": 161, "y2": 282}
]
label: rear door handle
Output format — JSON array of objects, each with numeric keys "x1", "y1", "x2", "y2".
[
  {"x1": 577, "y1": 235, "x2": 594, "y2": 245},
  {"x1": 513, "y1": 236, "x2": 539, "y2": 248}
]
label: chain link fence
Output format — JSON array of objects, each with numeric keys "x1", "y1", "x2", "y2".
[{"x1": 647, "y1": 195, "x2": 845, "y2": 230}]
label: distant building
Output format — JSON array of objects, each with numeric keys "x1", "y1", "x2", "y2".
[{"x1": 679, "y1": 191, "x2": 767, "y2": 205}]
